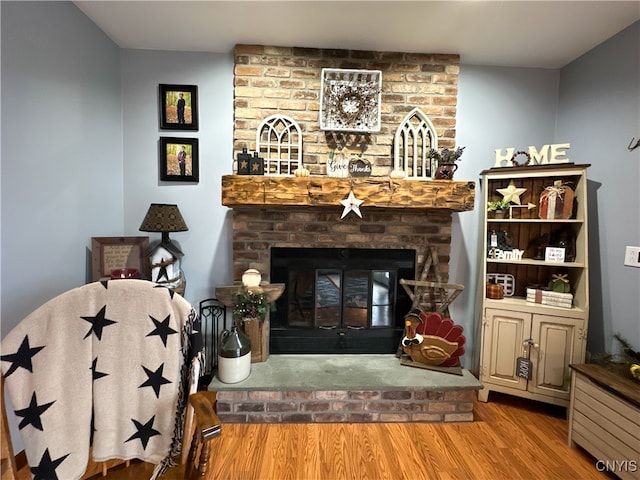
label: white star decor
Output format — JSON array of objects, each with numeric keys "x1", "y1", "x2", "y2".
[
  {"x1": 340, "y1": 191, "x2": 364, "y2": 219},
  {"x1": 497, "y1": 181, "x2": 527, "y2": 205}
]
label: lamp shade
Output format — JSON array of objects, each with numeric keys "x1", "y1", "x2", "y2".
[{"x1": 139, "y1": 204, "x2": 188, "y2": 233}]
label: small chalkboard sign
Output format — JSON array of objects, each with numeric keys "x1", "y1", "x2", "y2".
[
  {"x1": 516, "y1": 357, "x2": 533, "y2": 379},
  {"x1": 349, "y1": 157, "x2": 372, "y2": 177}
]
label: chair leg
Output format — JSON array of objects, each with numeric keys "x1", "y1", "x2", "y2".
[
  {"x1": 197, "y1": 441, "x2": 212, "y2": 477},
  {"x1": 186, "y1": 429, "x2": 200, "y2": 479}
]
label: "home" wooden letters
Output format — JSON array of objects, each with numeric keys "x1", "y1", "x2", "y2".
[{"x1": 493, "y1": 143, "x2": 570, "y2": 168}]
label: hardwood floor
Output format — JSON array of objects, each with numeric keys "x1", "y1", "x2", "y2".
[
  {"x1": 203, "y1": 392, "x2": 609, "y2": 480},
  {"x1": 16, "y1": 392, "x2": 611, "y2": 480}
]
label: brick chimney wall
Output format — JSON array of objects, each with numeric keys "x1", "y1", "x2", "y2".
[
  {"x1": 233, "y1": 45, "x2": 460, "y2": 176},
  {"x1": 229, "y1": 45, "x2": 461, "y2": 282}
]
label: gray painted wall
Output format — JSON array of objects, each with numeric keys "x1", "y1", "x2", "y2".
[
  {"x1": 1, "y1": 0, "x2": 123, "y2": 453},
  {"x1": 120, "y1": 49, "x2": 235, "y2": 306},
  {"x1": 556, "y1": 22, "x2": 640, "y2": 355},
  {"x1": 1, "y1": 1, "x2": 122, "y2": 332},
  {"x1": 453, "y1": 66, "x2": 561, "y2": 368}
]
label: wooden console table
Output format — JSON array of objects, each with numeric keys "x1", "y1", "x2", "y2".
[
  {"x1": 215, "y1": 283, "x2": 284, "y2": 363},
  {"x1": 568, "y1": 364, "x2": 640, "y2": 480}
]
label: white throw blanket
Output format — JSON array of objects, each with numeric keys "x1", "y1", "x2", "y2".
[{"x1": 1, "y1": 280, "x2": 203, "y2": 480}]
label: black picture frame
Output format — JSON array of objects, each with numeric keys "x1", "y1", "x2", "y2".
[
  {"x1": 159, "y1": 84, "x2": 198, "y2": 130},
  {"x1": 160, "y1": 137, "x2": 199, "y2": 182}
]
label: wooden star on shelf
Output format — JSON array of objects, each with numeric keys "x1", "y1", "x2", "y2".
[
  {"x1": 340, "y1": 190, "x2": 364, "y2": 219},
  {"x1": 497, "y1": 181, "x2": 527, "y2": 205}
]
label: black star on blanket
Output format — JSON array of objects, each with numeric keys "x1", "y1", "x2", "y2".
[
  {"x1": 1, "y1": 280, "x2": 203, "y2": 480},
  {"x1": 15, "y1": 392, "x2": 55, "y2": 431},
  {"x1": 125, "y1": 415, "x2": 162, "y2": 450},
  {"x1": 31, "y1": 448, "x2": 70, "y2": 480},
  {"x1": 139, "y1": 364, "x2": 171, "y2": 398},
  {"x1": 146, "y1": 314, "x2": 178, "y2": 346},
  {"x1": 0, "y1": 335, "x2": 44, "y2": 377},
  {"x1": 91, "y1": 357, "x2": 109, "y2": 381},
  {"x1": 81, "y1": 305, "x2": 117, "y2": 340}
]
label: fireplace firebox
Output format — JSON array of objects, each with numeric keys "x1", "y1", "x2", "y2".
[{"x1": 270, "y1": 248, "x2": 415, "y2": 354}]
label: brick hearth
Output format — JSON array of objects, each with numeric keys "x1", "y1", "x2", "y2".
[
  {"x1": 209, "y1": 355, "x2": 482, "y2": 423},
  {"x1": 216, "y1": 388, "x2": 475, "y2": 423}
]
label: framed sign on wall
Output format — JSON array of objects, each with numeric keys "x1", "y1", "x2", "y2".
[{"x1": 91, "y1": 236, "x2": 150, "y2": 281}]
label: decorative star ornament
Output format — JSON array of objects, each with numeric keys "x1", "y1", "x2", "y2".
[
  {"x1": 497, "y1": 181, "x2": 527, "y2": 205},
  {"x1": 340, "y1": 191, "x2": 364, "y2": 219}
]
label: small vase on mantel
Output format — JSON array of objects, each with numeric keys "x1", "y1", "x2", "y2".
[{"x1": 435, "y1": 163, "x2": 458, "y2": 180}]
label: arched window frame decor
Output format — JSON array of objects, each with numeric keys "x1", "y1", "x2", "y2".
[
  {"x1": 256, "y1": 114, "x2": 303, "y2": 176},
  {"x1": 391, "y1": 108, "x2": 439, "y2": 180}
]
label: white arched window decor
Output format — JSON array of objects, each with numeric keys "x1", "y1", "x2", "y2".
[
  {"x1": 391, "y1": 108, "x2": 439, "y2": 180},
  {"x1": 256, "y1": 114, "x2": 302, "y2": 176}
]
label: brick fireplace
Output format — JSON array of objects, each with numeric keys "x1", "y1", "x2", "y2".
[
  {"x1": 230, "y1": 207, "x2": 453, "y2": 355},
  {"x1": 217, "y1": 194, "x2": 478, "y2": 423},
  {"x1": 228, "y1": 44, "x2": 468, "y2": 281},
  {"x1": 209, "y1": 45, "x2": 480, "y2": 423},
  {"x1": 229, "y1": 206, "x2": 454, "y2": 286}
]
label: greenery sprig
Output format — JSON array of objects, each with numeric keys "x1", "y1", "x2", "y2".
[
  {"x1": 232, "y1": 284, "x2": 270, "y2": 322},
  {"x1": 428, "y1": 146, "x2": 465, "y2": 165},
  {"x1": 487, "y1": 199, "x2": 512, "y2": 211}
]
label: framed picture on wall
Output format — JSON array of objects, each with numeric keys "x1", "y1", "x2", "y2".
[
  {"x1": 160, "y1": 137, "x2": 199, "y2": 182},
  {"x1": 159, "y1": 84, "x2": 198, "y2": 130}
]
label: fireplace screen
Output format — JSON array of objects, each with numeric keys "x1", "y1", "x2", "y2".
[{"x1": 270, "y1": 248, "x2": 415, "y2": 354}]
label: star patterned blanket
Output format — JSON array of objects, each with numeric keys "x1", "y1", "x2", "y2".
[{"x1": 1, "y1": 280, "x2": 203, "y2": 480}]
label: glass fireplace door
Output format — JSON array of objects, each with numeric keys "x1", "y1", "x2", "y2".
[
  {"x1": 343, "y1": 270, "x2": 369, "y2": 328},
  {"x1": 316, "y1": 269, "x2": 341, "y2": 328},
  {"x1": 270, "y1": 247, "x2": 415, "y2": 354}
]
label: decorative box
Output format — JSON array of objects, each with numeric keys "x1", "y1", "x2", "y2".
[
  {"x1": 526, "y1": 288, "x2": 573, "y2": 308},
  {"x1": 249, "y1": 152, "x2": 264, "y2": 175},
  {"x1": 539, "y1": 180, "x2": 574, "y2": 219},
  {"x1": 237, "y1": 148, "x2": 252, "y2": 175}
]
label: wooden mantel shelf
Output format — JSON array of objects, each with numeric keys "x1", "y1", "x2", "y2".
[{"x1": 221, "y1": 175, "x2": 476, "y2": 212}]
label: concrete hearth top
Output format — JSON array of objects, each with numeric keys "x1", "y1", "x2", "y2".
[{"x1": 207, "y1": 354, "x2": 482, "y2": 391}]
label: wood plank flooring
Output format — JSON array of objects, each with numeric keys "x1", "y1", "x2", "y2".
[
  {"x1": 203, "y1": 393, "x2": 610, "y2": 480},
  {"x1": 17, "y1": 392, "x2": 612, "y2": 480}
]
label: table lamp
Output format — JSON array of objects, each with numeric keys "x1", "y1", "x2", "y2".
[{"x1": 139, "y1": 203, "x2": 188, "y2": 295}]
